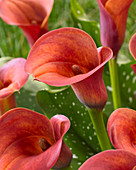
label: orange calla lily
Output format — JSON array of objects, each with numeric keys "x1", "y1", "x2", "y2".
[
  {"x1": 107, "y1": 108, "x2": 136, "y2": 154},
  {"x1": 79, "y1": 149, "x2": 136, "y2": 170},
  {"x1": 0, "y1": 58, "x2": 28, "y2": 115},
  {"x1": 25, "y1": 27, "x2": 113, "y2": 110},
  {"x1": 0, "y1": 108, "x2": 72, "y2": 169},
  {"x1": 97, "y1": 0, "x2": 133, "y2": 57},
  {"x1": 0, "y1": 0, "x2": 54, "y2": 47}
]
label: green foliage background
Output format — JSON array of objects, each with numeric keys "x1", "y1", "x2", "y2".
[{"x1": 1, "y1": 0, "x2": 136, "y2": 60}]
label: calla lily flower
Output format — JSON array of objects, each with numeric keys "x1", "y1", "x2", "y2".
[
  {"x1": 107, "y1": 108, "x2": 136, "y2": 154},
  {"x1": 0, "y1": 108, "x2": 72, "y2": 169},
  {"x1": 25, "y1": 27, "x2": 113, "y2": 110},
  {"x1": 0, "y1": 0, "x2": 54, "y2": 47},
  {"x1": 79, "y1": 149, "x2": 136, "y2": 170},
  {"x1": 129, "y1": 33, "x2": 136, "y2": 74},
  {"x1": 0, "y1": 58, "x2": 28, "y2": 115},
  {"x1": 97, "y1": 0, "x2": 133, "y2": 57}
]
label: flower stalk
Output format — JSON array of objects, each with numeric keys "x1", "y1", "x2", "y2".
[
  {"x1": 108, "y1": 58, "x2": 121, "y2": 110},
  {"x1": 56, "y1": 166, "x2": 73, "y2": 170},
  {"x1": 87, "y1": 108, "x2": 112, "y2": 151}
]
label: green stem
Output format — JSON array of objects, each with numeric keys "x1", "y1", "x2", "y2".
[
  {"x1": 51, "y1": 166, "x2": 73, "y2": 170},
  {"x1": 60, "y1": 166, "x2": 73, "y2": 170},
  {"x1": 87, "y1": 108, "x2": 112, "y2": 151},
  {"x1": 108, "y1": 58, "x2": 121, "y2": 110}
]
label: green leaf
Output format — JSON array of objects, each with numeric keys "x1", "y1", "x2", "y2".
[
  {"x1": 70, "y1": 0, "x2": 101, "y2": 47},
  {"x1": 36, "y1": 87, "x2": 100, "y2": 169},
  {"x1": 15, "y1": 75, "x2": 68, "y2": 113},
  {"x1": 119, "y1": 61, "x2": 136, "y2": 109},
  {"x1": 44, "y1": 85, "x2": 69, "y2": 93}
]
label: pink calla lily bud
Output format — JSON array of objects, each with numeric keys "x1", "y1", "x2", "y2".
[
  {"x1": 107, "y1": 108, "x2": 136, "y2": 154},
  {"x1": 0, "y1": 58, "x2": 28, "y2": 99},
  {"x1": 129, "y1": 33, "x2": 136, "y2": 60},
  {"x1": 79, "y1": 149, "x2": 136, "y2": 170},
  {"x1": 0, "y1": 0, "x2": 54, "y2": 47},
  {"x1": 129, "y1": 33, "x2": 136, "y2": 75},
  {"x1": 0, "y1": 58, "x2": 29, "y2": 115},
  {"x1": 25, "y1": 27, "x2": 113, "y2": 110},
  {"x1": 97, "y1": 0, "x2": 133, "y2": 57},
  {"x1": 0, "y1": 108, "x2": 72, "y2": 169}
]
